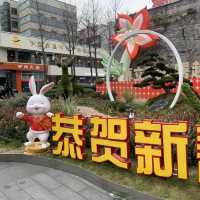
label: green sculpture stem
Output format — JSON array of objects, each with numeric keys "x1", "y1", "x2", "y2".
[{"x1": 118, "y1": 49, "x2": 131, "y2": 81}]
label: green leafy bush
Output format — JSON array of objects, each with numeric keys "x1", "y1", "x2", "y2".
[
  {"x1": 51, "y1": 97, "x2": 78, "y2": 116},
  {"x1": 0, "y1": 106, "x2": 27, "y2": 143},
  {"x1": 101, "y1": 90, "x2": 117, "y2": 100},
  {"x1": 123, "y1": 90, "x2": 134, "y2": 104},
  {"x1": 96, "y1": 78, "x2": 104, "y2": 85},
  {"x1": 72, "y1": 82, "x2": 84, "y2": 96},
  {"x1": 46, "y1": 83, "x2": 64, "y2": 98},
  {"x1": 2, "y1": 94, "x2": 28, "y2": 108},
  {"x1": 182, "y1": 83, "x2": 200, "y2": 112}
]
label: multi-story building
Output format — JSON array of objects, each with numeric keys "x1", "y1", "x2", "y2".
[
  {"x1": 78, "y1": 23, "x2": 115, "y2": 54},
  {"x1": 0, "y1": 0, "x2": 18, "y2": 32},
  {"x1": 0, "y1": 0, "x2": 106, "y2": 93},
  {"x1": 18, "y1": 0, "x2": 77, "y2": 41},
  {"x1": 0, "y1": 31, "x2": 104, "y2": 93},
  {"x1": 131, "y1": 0, "x2": 200, "y2": 80}
]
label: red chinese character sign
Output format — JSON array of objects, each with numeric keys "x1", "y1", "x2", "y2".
[
  {"x1": 50, "y1": 114, "x2": 200, "y2": 182},
  {"x1": 135, "y1": 120, "x2": 188, "y2": 179},
  {"x1": 90, "y1": 117, "x2": 131, "y2": 169},
  {"x1": 52, "y1": 114, "x2": 86, "y2": 160}
]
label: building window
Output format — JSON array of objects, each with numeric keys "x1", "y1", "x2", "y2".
[
  {"x1": 7, "y1": 50, "x2": 16, "y2": 62},
  {"x1": 11, "y1": 21, "x2": 18, "y2": 29},
  {"x1": 19, "y1": 15, "x2": 31, "y2": 25},
  {"x1": 21, "y1": 71, "x2": 45, "y2": 92},
  {"x1": 11, "y1": 8, "x2": 17, "y2": 15},
  {"x1": 21, "y1": 72, "x2": 44, "y2": 82}
]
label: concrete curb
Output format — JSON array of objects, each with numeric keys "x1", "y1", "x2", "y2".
[{"x1": 0, "y1": 154, "x2": 160, "y2": 200}]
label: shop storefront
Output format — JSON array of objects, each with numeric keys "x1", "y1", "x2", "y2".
[{"x1": 0, "y1": 62, "x2": 47, "y2": 93}]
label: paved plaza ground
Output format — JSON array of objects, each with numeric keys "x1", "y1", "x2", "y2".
[
  {"x1": 0, "y1": 162, "x2": 158, "y2": 200},
  {"x1": 0, "y1": 162, "x2": 115, "y2": 200}
]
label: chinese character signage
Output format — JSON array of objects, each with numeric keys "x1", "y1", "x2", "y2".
[
  {"x1": 51, "y1": 114, "x2": 200, "y2": 183},
  {"x1": 52, "y1": 114, "x2": 86, "y2": 160},
  {"x1": 0, "y1": 32, "x2": 101, "y2": 58},
  {"x1": 0, "y1": 62, "x2": 46, "y2": 72},
  {"x1": 134, "y1": 120, "x2": 188, "y2": 179},
  {"x1": 90, "y1": 117, "x2": 131, "y2": 169}
]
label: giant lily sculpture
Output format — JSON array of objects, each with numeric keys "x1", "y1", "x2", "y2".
[{"x1": 102, "y1": 8, "x2": 158, "y2": 81}]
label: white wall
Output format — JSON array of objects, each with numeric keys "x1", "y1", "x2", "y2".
[
  {"x1": 48, "y1": 65, "x2": 105, "y2": 77},
  {"x1": 48, "y1": 65, "x2": 62, "y2": 76},
  {"x1": 0, "y1": 48, "x2": 7, "y2": 62}
]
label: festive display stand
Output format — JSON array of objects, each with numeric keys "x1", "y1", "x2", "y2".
[
  {"x1": 24, "y1": 142, "x2": 50, "y2": 155},
  {"x1": 96, "y1": 78, "x2": 200, "y2": 100}
]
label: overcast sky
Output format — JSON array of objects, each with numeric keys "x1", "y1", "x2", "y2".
[{"x1": 64, "y1": 0, "x2": 153, "y2": 14}]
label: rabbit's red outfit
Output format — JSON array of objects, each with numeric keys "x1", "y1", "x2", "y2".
[{"x1": 22, "y1": 114, "x2": 52, "y2": 131}]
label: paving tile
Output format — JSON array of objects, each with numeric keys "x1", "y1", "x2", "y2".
[
  {"x1": 52, "y1": 185, "x2": 85, "y2": 200},
  {"x1": 0, "y1": 163, "x2": 13, "y2": 172},
  {"x1": 0, "y1": 164, "x2": 47, "y2": 186},
  {"x1": 23, "y1": 184, "x2": 59, "y2": 200},
  {"x1": 54, "y1": 173, "x2": 87, "y2": 192},
  {"x1": 45, "y1": 169, "x2": 65, "y2": 178},
  {"x1": 0, "y1": 191, "x2": 8, "y2": 200},
  {"x1": 0, "y1": 183, "x2": 31, "y2": 200},
  {"x1": 80, "y1": 187, "x2": 113, "y2": 200},
  {"x1": 17, "y1": 177, "x2": 36, "y2": 189},
  {"x1": 31, "y1": 173, "x2": 61, "y2": 190}
]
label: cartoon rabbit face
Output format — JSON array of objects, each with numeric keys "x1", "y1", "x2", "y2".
[
  {"x1": 26, "y1": 76, "x2": 54, "y2": 115},
  {"x1": 26, "y1": 95, "x2": 50, "y2": 115}
]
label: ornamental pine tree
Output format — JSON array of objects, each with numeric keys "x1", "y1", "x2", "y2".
[
  {"x1": 61, "y1": 56, "x2": 74, "y2": 98},
  {"x1": 134, "y1": 53, "x2": 191, "y2": 94}
]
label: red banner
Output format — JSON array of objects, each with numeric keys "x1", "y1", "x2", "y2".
[{"x1": 96, "y1": 79, "x2": 198, "y2": 100}]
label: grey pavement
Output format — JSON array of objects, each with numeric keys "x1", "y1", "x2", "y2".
[{"x1": 0, "y1": 162, "x2": 114, "y2": 200}]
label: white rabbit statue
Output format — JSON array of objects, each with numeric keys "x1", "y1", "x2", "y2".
[{"x1": 16, "y1": 76, "x2": 55, "y2": 148}]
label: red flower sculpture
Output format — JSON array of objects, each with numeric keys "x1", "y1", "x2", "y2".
[{"x1": 112, "y1": 8, "x2": 158, "y2": 60}]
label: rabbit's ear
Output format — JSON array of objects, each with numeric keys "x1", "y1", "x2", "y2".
[
  {"x1": 29, "y1": 76, "x2": 37, "y2": 95},
  {"x1": 39, "y1": 82, "x2": 55, "y2": 95}
]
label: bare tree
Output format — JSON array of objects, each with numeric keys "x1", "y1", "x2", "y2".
[
  {"x1": 103, "y1": 14, "x2": 115, "y2": 55},
  {"x1": 80, "y1": 0, "x2": 102, "y2": 80},
  {"x1": 103, "y1": 0, "x2": 123, "y2": 55},
  {"x1": 90, "y1": 0, "x2": 100, "y2": 78},
  {"x1": 79, "y1": 10, "x2": 93, "y2": 79},
  {"x1": 62, "y1": 0, "x2": 79, "y2": 77},
  {"x1": 34, "y1": 0, "x2": 47, "y2": 67},
  {"x1": 109, "y1": 0, "x2": 123, "y2": 31}
]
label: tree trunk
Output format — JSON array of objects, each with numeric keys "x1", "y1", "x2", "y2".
[{"x1": 94, "y1": 47, "x2": 98, "y2": 78}]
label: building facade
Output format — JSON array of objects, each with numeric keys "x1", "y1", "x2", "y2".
[
  {"x1": 0, "y1": 31, "x2": 104, "y2": 93},
  {"x1": 150, "y1": 0, "x2": 200, "y2": 78},
  {"x1": 131, "y1": 0, "x2": 200, "y2": 80},
  {"x1": 78, "y1": 23, "x2": 115, "y2": 55},
  {"x1": 152, "y1": 0, "x2": 181, "y2": 8},
  {"x1": 0, "y1": 0, "x2": 106, "y2": 93},
  {"x1": 0, "y1": 0, "x2": 18, "y2": 32},
  {"x1": 18, "y1": 0, "x2": 77, "y2": 41}
]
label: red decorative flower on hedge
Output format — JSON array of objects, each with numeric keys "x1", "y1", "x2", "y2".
[{"x1": 112, "y1": 8, "x2": 158, "y2": 60}]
